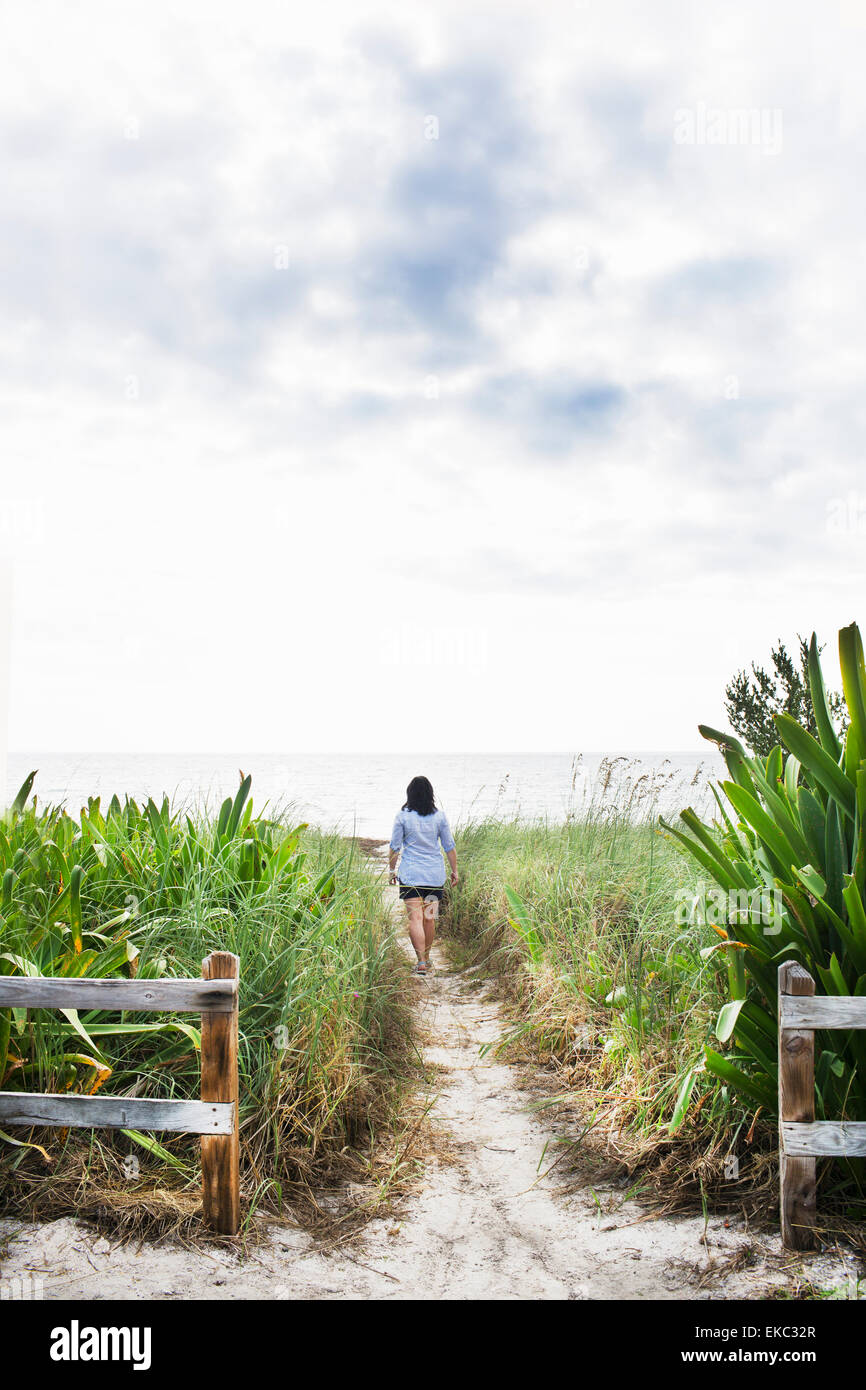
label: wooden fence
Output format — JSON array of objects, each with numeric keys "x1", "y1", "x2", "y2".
[
  {"x1": 778, "y1": 960, "x2": 866, "y2": 1249},
  {"x1": 0, "y1": 950, "x2": 240, "y2": 1235}
]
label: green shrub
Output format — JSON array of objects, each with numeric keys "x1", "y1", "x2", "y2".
[{"x1": 662, "y1": 623, "x2": 866, "y2": 1133}]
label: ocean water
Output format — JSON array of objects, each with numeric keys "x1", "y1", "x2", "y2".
[{"x1": 7, "y1": 750, "x2": 726, "y2": 839}]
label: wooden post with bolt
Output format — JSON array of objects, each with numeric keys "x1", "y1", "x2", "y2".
[
  {"x1": 200, "y1": 951, "x2": 240, "y2": 1235},
  {"x1": 0, "y1": 958, "x2": 241, "y2": 1235},
  {"x1": 778, "y1": 961, "x2": 817, "y2": 1251}
]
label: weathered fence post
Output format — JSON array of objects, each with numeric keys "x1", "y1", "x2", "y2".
[
  {"x1": 0, "y1": 963, "x2": 240, "y2": 1234},
  {"x1": 201, "y1": 951, "x2": 240, "y2": 1235},
  {"x1": 778, "y1": 961, "x2": 817, "y2": 1250}
]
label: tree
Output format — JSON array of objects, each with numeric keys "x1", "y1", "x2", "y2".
[{"x1": 723, "y1": 634, "x2": 847, "y2": 758}]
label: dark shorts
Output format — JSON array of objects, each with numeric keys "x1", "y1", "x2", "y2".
[{"x1": 398, "y1": 883, "x2": 444, "y2": 902}]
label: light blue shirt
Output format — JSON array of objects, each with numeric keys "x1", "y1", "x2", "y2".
[{"x1": 390, "y1": 808, "x2": 455, "y2": 887}]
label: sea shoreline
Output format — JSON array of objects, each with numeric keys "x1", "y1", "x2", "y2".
[{"x1": 6, "y1": 749, "x2": 726, "y2": 839}]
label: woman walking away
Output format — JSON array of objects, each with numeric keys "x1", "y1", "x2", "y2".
[{"x1": 389, "y1": 776, "x2": 458, "y2": 976}]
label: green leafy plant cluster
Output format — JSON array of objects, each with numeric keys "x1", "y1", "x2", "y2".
[
  {"x1": 662, "y1": 623, "x2": 866, "y2": 1133},
  {"x1": 0, "y1": 773, "x2": 410, "y2": 1205}
]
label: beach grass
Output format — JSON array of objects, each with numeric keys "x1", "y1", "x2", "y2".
[
  {"x1": 0, "y1": 779, "x2": 417, "y2": 1237},
  {"x1": 443, "y1": 804, "x2": 782, "y2": 1213}
]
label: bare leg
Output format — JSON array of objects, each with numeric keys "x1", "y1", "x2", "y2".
[
  {"x1": 423, "y1": 894, "x2": 439, "y2": 954},
  {"x1": 405, "y1": 898, "x2": 426, "y2": 962}
]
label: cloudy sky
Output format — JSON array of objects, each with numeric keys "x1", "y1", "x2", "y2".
[{"x1": 1, "y1": 0, "x2": 864, "y2": 753}]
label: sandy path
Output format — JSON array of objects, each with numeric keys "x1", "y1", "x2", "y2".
[{"x1": 0, "y1": 886, "x2": 859, "y2": 1300}]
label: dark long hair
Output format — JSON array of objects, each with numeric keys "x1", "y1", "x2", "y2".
[{"x1": 403, "y1": 775, "x2": 437, "y2": 816}]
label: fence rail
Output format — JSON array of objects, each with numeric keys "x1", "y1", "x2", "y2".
[
  {"x1": 0, "y1": 976, "x2": 237, "y2": 1014},
  {"x1": 779, "y1": 995, "x2": 866, "y2": 1031},
  {"x1": 778, "y1": 961, "x2": 863, "y2": 1250},
  {"x1": 0, "y1": 950, "x2": 240, "y2": 1234}
]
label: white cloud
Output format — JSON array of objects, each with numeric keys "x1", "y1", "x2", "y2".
[{"x1": 0, "y1": 0, "x2": 862, "y2": 753}]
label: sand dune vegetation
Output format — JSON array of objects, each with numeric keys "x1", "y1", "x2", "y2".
[
  {"x1": 0, "y1": 776, "x2": 415, "y2": 1237},
  {"x1": 443, "y1": 626, "x2": 866, "y2": 1246}
]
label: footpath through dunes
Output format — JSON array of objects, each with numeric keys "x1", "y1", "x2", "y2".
[{"x1": 0, "y1": 865, "x2": 857, "y2": 1299}]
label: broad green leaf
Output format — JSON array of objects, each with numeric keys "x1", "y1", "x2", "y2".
[
  {"x1": 721, "y1": 781, "x2": 802, "y2": 877},
  {"x1": 679, "y1": 810, "x2": 751, "y2": 889},
  {"x1": 504, "y1": 885, "x2": 544, "y2": 965},
  {"x1": 57, "y1": 1020, "x2": 200, "y2": 1048},
  {"x1": 704, "y1": 1048, "x2": 776, "y2": 1110},
  {"x1": 774, "y1": 714, "x2": 856, "y2": 820},
  {"x1": 59, "y1": 1008, "x2": 106, "y2": 1060},
  {"x1": 798, "y1": 787, "x2": 827, "y2": 875},
  {"x1": 669, "y1": 1067, "x2": 699, "y2": 1133},
  {"x1": 69, "y1": 865, "x2": 83, "y2": 954},
  {"x1": 699, "y1": 725, "x2": 758, "y2": 794},
  {"x1": 227, "y1": 774, "x2": 252, "y2": 840},
  {"x1": 794, "y1": 864, "x2": 827, "y2": 899},
  {"x1": 716, "y1": 998, "x2": 746, "y2": 1043},
  {"x1": 766, "y1": 744, "x2": 783, "y2": 785},
  {"x1": 808, "y1": 632, "x2": 843, "y2": 760},
  {"x1": 10, "y1": 771, "x2": 37, "y2": 815},
  {"x1": 698, "y1": 725, "x2": 747, "y2": 758},
  {"x1": 784, "y1": 754, "x2": 801, "y2": 802},
  {"x1": 121, "y1": 1129, "x2": 189, "y2": 1170},
  {"x1": 839, "y1": 623, "x2": 866, "y2": 758},
  {"x1": 659, "y1": 818, "x2": 739, "y2": 890}
]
